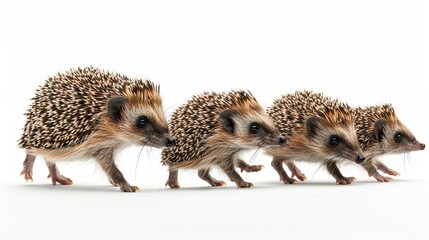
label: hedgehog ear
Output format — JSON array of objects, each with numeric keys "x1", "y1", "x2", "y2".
[
  {"x1": 305, "y1": 116, "x2": 321, "y2": 138},
  {"x1": 219, "y1": 109, "x2": 237, "y2": 133},
  {"x1": 374, "y1": 118, "x2": 387, "y2": 142},
  {"x1": 107, "y1": 97, "x2": 128, "y2": 122}
]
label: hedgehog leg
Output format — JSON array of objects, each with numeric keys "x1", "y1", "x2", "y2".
[
  {"x1": 271, "y1": 157, "x2": 297, "y2": 184},
  {"x1": 375, "y1": 161, "x2": 400, "y2": 176},
  {"x1": 235, "y1": 159, "x2": 264, "y2": 173},
  {"x1": 20, "y1": 154, "x2": 36, "y2": 182},
  {"x1": 198, "y1": 168, "x2": 226, "y2": 187},
  {"x1": 220, "y1": 161, "x2": 253, "y2": 188},
  {"x1": 363, "y1": 160, "x2": 394, "y2": 182},
  {"x1": 46, "y1": 162, "x2": 73, "y2": 185},
  {"x1": 95, "y1": 152, "x2": 138, "y2": 192},
  {"x1": 165, "y1": 168, "x2": 181, "y2": 189},
  {"x1": 326, "y1": 161, "x2": 356, "y2": 185},
  {"x1": 285, "y1": 161, "x2": 307, "y2": 181}
]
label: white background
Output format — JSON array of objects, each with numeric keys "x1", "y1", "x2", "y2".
[{"x1": 1, "y1": 0, "x2": 428, "y2": 239}]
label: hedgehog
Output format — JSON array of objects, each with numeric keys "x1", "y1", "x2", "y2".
[
  {"x1": 351, "y1": 104, "x2": 425, "y2": 182},
  {"x1": 18, "y1": 66, "x2": 175, "y2": 192},
  {"x1": 265, "y1": 90, "x2": 365, "y2": 185},
  {"x1": 161, "y1": 91, "x2": 286, "y2": 188}
]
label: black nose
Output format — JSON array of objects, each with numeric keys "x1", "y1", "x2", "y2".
[
  {"x1": 356, "y1": 155, "x2": 365, "y2": 164},
  {"x1": 165, "y1": 137, "x2": 176, "y2": 147},
  {"x1": 278, "y1": 136, "x2": 286, "y2": 145},
  {"x1": 420, "y1": 143, "x2": 425, "y2": 150}
]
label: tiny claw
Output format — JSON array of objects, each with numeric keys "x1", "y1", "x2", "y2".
[
  {"x1": 336, "y1": 176, "x2": 355, "y2": 185},
  {"x1": 290, "y1": 169, "x2": 307, "y2": 181},
  {"x1": 388, "y1": 171, "x2": 400, "y2": 177},
  {"x1": 238, "y1": 181, "x2": 254, "y2": 188},
  {"x1": 165, "y1": 182, "x2": 181, "y2": 189},
  {"x1": 120, "y1": 185, "x2": 140, "y2": 192},
  {"x1": 212, "y1": 181, "x2": 226, "y2": 187},
  {"x1": 281, "y1": 177, "x2": 298, "y2": 184},
  {"x1": 373, "y1": 175, "x2": 393, "y2": 182},
  {"x1": 21, "y1": 170, "x2": 34, "y2": 183},
  {"x1": 48, "y1": 173, "x2": 73, "y2": 185},
  {"x1": 24, "y1": 177, "x2": 33, "y2": 183}
]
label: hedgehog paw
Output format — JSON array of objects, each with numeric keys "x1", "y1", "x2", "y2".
[
  {"x1": 381, "y1": 168, "x2": 400, "y2": 177},
  {"x1": 21, "y1": 154, "x2": 36, "y2": 183},
  {"x1": 165, "y1": 181, "x2": 181, "y2": 189},
  {"x1": 48, "y1": 173, "x2": 73, "y2": 185},
  {"x1": 210, "y1": 180, "x2": 226, "y2": 187},
  {"x1": 291, "y1": 169, "x2": 307, "y2": 181},
  {"x1": 237, "y1": 181, "x2": 253, "y2": 188},
  {"x1": 20, "y1": 168, "x2": 33, "y2": 183},
  {"x1": 281, "y1": 177, "x2": 298, "y2": 184},
  {"x1": 376, "y1": 163, "x2": 400, "y2": 176},
  {"x1": 373, "y1": 175, "x2": 393, "y2": 182},
  {"x1": 119, "y1": 184, "x2": 139, "y2": 192},
  {"x1": 240, "y1": 164, "x2": 264, "y2": 173},
  {"x1": 336, "y1": 177, "x2": 356, "y2": 185}
]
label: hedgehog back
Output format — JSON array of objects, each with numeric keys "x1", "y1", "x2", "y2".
[
  {"x1": 19, "y1": 67, "x2": 151, "y2": 149},
  {"x1": 267, "y1": 90, "x2": 350, "y2": 138},
  {"x1": 353, "y1": 104, "x2": 397, "y2": 149}
]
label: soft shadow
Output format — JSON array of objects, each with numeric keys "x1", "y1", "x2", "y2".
[
  {"x1": 16, "y1": 183, "x2": 165, "y2": 194},
  {"x1": 162, "y1": 185, "x2": 243, "y2": 192},
  {"x1": 13, "y1": 178, "x2": 422, "y2": 193},
  {"x1": 252, "y1": 178, "x2": 422, "y2": 187}
]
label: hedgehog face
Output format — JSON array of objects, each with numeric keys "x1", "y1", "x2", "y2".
[
  {"x1": 373, "y1": 119, "x2": 425, "y2": 154},
  {"x1": 305, "y1": 116, "x2": 365, "y2": 164},
  {"x1": 107, "y1": 96, "x2": 175, "y2": 148},
  {"x1": 219, "y1": 109, "x2": 286, "y2": 149}
]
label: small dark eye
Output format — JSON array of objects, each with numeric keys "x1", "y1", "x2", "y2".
[
  {"x1": 395, "y1": 133, "x2": 403, "y2": 142},
  {"x1": 137, "y1": 117, "x2": 148, "y2": 128},
  {"x1": 329, "y1": 136, "x2": 340, "y2": 146},
  {"x1": 249, "y1": 123, "x2": 260, "y2": 133}
]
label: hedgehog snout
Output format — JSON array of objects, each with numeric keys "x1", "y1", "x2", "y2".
[
  {"x1": 355, "y1": 154, "x2": 366, "y2": 164},
  {"x1": 165, "y1": 137, "x2": 176, "y2": 148},
  {"x1": 278, "y1": 136, "x2": 286, "y2": 145},
  {"x1": 409, "y1": 141, "x2": 425, "y2": 151}
]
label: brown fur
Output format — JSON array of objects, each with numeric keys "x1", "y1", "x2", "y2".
[
  {"x1": 353, "y1": 104, "x2": 425, "y2": 182},
  {"x1": 162, "y1": 91, "x2": 284, "y2": 188},
  {"x1": 266, "y1": 90, "x2": 364, "y2": 185},
  {"x1": 19, "y1": 67, "x2": 173, "y2": 192}
]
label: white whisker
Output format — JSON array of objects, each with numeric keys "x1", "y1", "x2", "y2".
[{"x1": 134, "y1": 139, "x2": 151, "y2": 182}]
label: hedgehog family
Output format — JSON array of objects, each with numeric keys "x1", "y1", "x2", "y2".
[
  {"x1": 161, "y1": 91, "x2": 286, "y2": 188},
  {"x1": 19, "y1": 67, "x2": 424, "y2": 190},
  {"x1": 281, "y1": 102, "x2": 425, "y2": 183},
  {"x1": 19, "y1": 67, "x2": 175, "y2": 192}
]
